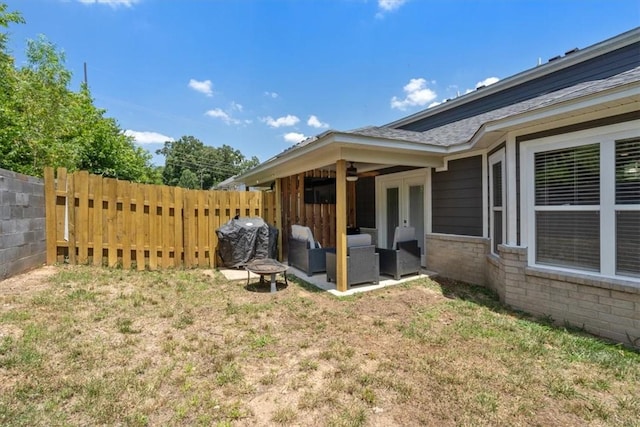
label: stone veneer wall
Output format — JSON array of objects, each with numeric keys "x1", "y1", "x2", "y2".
[
  {"x1": 425, "y1": 233, "x2": 489, "y2": 286},
  {"x1": 498, "y1": 244, "x2": 640, "y2": 348},
  {"x1": 0, "y1": 168, "x2": 46, "y2": 280}
]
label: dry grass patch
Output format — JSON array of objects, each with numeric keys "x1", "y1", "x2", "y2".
[{"x1": 0, "y1": 265, "x2": 638, "y2": 426}]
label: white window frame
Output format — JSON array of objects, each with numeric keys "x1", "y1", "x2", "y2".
[
  {"x1": 489, "y1": 148, "x2": 506, "y2": 256},
  {"x1": 520, "y1": 120, "x2": 640, "y2": 282}
]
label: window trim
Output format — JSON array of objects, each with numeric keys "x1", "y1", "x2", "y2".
[
  {"x1": 489, "y1": 148, "x2": 506, "y2": 256},
  {"x1": 520, "y1": 120, "x2": 640, "y2": 282}
]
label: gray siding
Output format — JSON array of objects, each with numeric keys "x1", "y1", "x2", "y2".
[
  {"x1": 400, "y1": 42, "x2": 640, "y2": 132},
  {"x1": 431, "y1": 156, "x2": 483, "y2": 236},
  {"x1": 0, "y1": 168, "x2": 47, "y2": 280}
]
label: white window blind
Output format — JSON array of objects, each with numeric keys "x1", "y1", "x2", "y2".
[
  {"x1": 492, "y1": 161, "x2": 503, "y2": 254},
  {"x1": 535, "y1": 144, "x2": 600, "y2": 206},
  {"x1": 615, "y1": 139, "x2": 640, "y2": 276},
  {"x1": 534, "y1": 144, "x2": 600, "y2": 271}
]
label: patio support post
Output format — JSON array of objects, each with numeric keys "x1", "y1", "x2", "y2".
[
  {"x1": 275, "y1": 178, "x2": 283, "y2": 261},
  {"x1": 335, "y1": 160, "x2": 348, "y2": 292}
]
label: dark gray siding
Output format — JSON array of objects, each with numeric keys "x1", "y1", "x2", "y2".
[
  {"x1": 432, "y1": 156, "x2": 483, "y2": 236},
  {"x1": 400, "y1": 42, "x2": 640, "y2": 132}
]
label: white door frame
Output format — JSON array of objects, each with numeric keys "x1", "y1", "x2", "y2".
[{"x1": 375, "y1": 169, "x2": 429, "y2": 262}]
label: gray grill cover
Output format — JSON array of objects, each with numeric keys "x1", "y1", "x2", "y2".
[{"x1": 216, "y1": 217, "x2": 276, "y2": 268}]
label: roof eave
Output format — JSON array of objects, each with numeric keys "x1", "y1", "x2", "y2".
[{"x1": 386, "y1": 27, "x2": 640, "y2": 129}]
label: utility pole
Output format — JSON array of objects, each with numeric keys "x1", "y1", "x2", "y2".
[{"x1": 83, "y1": 62, "x2": 88, "y2": 86}]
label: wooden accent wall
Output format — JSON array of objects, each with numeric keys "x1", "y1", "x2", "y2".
[{"x1": 279, "y1": 168, "x2": 356, "y2": 255}]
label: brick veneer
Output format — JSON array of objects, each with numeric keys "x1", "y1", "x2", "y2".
[
  {"x1": 425, "y1": 233, "x2": 489, "y2": 286},
  {"x1": 498, "y1": 244, "x2": 640, "y2": 348},
  {"x1": 425, "y1": 233, "x2": 639, "y2": 348}
]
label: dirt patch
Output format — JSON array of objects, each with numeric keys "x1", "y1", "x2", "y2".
[{"x1": 0, "y1": 266, "x2": 58, "y2": 297}]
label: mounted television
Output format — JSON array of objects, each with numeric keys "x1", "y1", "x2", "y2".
[{"x1": 304, "y1": 177, "x2": 336, "y2": 204}]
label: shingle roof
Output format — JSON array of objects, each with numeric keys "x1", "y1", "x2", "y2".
[{"x1": 346, "y1": 65, "x2": 640, "y2": 148}]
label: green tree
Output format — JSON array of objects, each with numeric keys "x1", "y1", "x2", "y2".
[
  {"x1": 0, "y1": 9, "x2": 160, "y2": 183},
  {"x1": 157, "y1": 135, "x2": 259, "y2": 189},
  {"x1": 177, "y1": 169, "x2": 200, "y2": 189},
  {"x1": 0, "y1": 3, "x2": 24, "y2": 169}
]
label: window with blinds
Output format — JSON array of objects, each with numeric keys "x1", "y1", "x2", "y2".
[
  {"x1": 534, "y1": 144, "x2": 600, "y2": 271},
  {"x1": 492, "y1": 161, "x2": 503, "y2": 254},
  {"x1": 616, "y1": 139, "x2": 640, "y2": 276},
  {"x1": 535, "y1": 144, "x2": 600, "y2": 206}
]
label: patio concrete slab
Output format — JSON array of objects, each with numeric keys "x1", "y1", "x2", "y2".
[
  {"x1": 217, "y1": 263, "x2": 437, "y2": 296},
  {"x1": 286, "y1": 266, "x2": 438, "y2": 296},
  {"x1": 218, "y1": 267, "x2": 259, "y2": 281}
]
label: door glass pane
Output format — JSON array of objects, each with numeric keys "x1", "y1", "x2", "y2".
[
  {"x1": 408, "y1": 185, "x2": 424, "y2": 253},
  {"x1": 386, "y1": 187, "x2": 399, "y2": 248}
]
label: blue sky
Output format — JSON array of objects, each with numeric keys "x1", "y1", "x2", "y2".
[{"x1": 7, "y1": 0, "x2": 640, "y2": 165}]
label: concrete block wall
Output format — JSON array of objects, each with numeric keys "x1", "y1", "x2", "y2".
[
  {"x1": 0, "y1": 167, "x2": 46, "y2": 280},
  {"x1": 498, "y1": 244, "x2": 640, "y2": 348},
  {"x1": 425, "y1": 233, "x2": 489, "y2": 286}
]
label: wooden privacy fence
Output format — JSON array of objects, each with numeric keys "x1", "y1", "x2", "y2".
[{"x1": 44, "y1": 167, "x2": 278, "y2": 270}]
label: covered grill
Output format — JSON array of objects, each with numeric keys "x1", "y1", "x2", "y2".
[{"x1": 216, "y1": 217, "x2": 278, "y2": 268}]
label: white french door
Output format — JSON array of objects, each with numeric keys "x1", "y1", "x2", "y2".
[{"x1": 376, "y1": 170, "x2": 428, "y2": 262}]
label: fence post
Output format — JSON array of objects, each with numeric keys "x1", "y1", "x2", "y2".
[
  {"x1": 91, "y1": 173, "x2": 104, "y2": 266},
  {"x1": 44, "y1": 167, "x2": 57, "y2": 265},
  {"x1": 105, "y1": 178, "x2": 118, "y2": 267}
]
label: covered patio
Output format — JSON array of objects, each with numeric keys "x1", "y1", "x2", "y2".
[{"x1": 230, "y1": 128, "x2": 461, "y2": 293}]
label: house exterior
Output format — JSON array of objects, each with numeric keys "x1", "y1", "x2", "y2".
[{"x1": 233, "y1": 28, "x2": 640, "y2": 347}]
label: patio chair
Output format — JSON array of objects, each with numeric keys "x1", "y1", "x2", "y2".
[
  {"x1": 326, "y1": 234, "x2": 380, "y2": 288},
  {"x1": 377, "y1": 226, "x2": 421, "y2": 280},
  {"x1": 287, "y1": 225, "x2": 330, "y2": 276}
]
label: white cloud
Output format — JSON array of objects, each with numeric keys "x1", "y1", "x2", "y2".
[
  {"x1": 376, "y1": 0, "x2": 407, "y2": 17},
  {"x1": 428, "y1": 101, "x2": 442, "y2": 109},
  {"x1": 124, "y1": 130, "x2": 173, "y2": 144},
  {"x1": 378, "y1": 0, "x2": 407, "y2": 12},
  {"x1": 77, "y1": 0, "x2": 139, "y2": 7},
  {"x1": 261, "y1": 114, "x2": 300, "y2": 128},
  {"x1": 476, "y1": 77, "x2": 500, "y2": 88},
  {"x1": 390, "y1": 78, "x2": 437, "y2": 110},
  {"x1": 284, "y1": 132, "x2": 306, "y2": 144},
  {"x1": 264, "y1": 91, "x2": 279, "y2": 98},
  {"x1": 230, "y1": 101, "x2": 243, "y2": 112},
  {"x1": 188, "y1": 79, "x2": 213, "y2": 97},
  {"x1": 205, "y1": 108, "x2": 240, "y2": 125},
  {"x1": 307, "y1": 115, "x2": 329, "y2": 129}
]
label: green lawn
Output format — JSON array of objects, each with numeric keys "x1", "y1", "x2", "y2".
[{"x1": 0, "y1": 265, "x2": 638, "y2": 426}]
